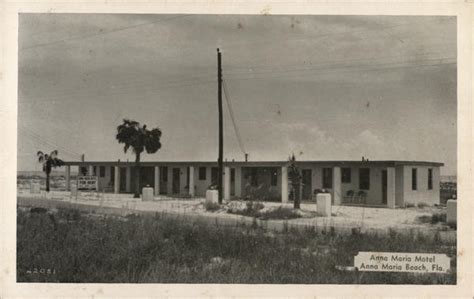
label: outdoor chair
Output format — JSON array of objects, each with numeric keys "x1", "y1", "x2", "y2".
[
  {"x1": 344, "y1": 190, "x2": 355, "y2": 203},
  {"x1": 357, "y1": 191, "x2": 367, "y2": 204}
]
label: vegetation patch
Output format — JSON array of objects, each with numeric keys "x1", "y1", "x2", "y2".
[
  {"x1": 17, "y1": 207, "x2": 456, "y2": 284},
  {"x1": 417, "y1": 202, "x2": 429, "y2": 209},
  {"x1": 417, "y1": 212, "x2": 447, "y2": 225},
  {"x1": 258, "y1": 206, "x2": 301, "y2": 220},
  {"x1": 227, "y1": 201, "x2": 265, "y2": 217}
]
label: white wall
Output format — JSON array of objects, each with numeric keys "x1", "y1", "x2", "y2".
[
  {"x1": 395, "y1": 165, "x2": 405, "y2": 207},
  {"x1": 402, "y1": 165, "x2": 440, "y2": 206}
]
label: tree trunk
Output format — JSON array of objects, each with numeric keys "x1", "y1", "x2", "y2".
[
  {"x1": 134, "y1": 152, "x2": 141, "y2": 198},
  {"x1": 46, "y1": 172, "x2": 50, "y2": 192}
]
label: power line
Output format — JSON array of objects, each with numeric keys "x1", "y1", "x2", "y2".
[
  {"x1": 21, "y1": 50, "x2": 453, "y2": 104},
  {"x1": 224, "y1": 48, "x2": 454, "y2": 74},
  {"x1": 224, "y1": 57, "x2": 455, "y2": 82},
  {"x1": 20, "y1": 78, "x2": 215, "y2": 104},
  {"x1": 21, "y1": 15, "x2": 189, "y2": 51},
  {"x1": 220, "y1": 18, "x2": 450, "y2": 51},
  {"x1": 222, "y1": 78, "x2": 246, "y2": 156},
  {"x1": 18, "y1": 126, "x2": 82, "y2": 158}
]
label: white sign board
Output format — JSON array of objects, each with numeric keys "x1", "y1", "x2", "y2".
[
  {"x1": 354, "y1": 252, "x2": 451, "y2": 273},
  {"x1": 77, "y1": 176, "x2": 98, "y2": 190}
]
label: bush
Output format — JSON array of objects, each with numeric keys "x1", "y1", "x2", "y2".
[
  {"x1": 259, "y1": 206, "x2": 301, "y2": 220},
  {"x1": 405, "y1": 203, "x2": 415, "y2": 208},
  {"x1": 417, "y1": 212, "x2": 447, "y2": 224},
  {"x1": 247, "y1": 201, "x2": 264, "y2": 211},
  {"x1": 417, "y1": 202, "x2": 429, "y2": 209},
  {"x1": 431, "y1": 213, "x2": 447, "y2": 224},
  {"x1": 228, "y1": 201, "x2": 265, "y2": 217},
  {"x1": 203, "y1": 200, "x2": 220, "y2": 212}
]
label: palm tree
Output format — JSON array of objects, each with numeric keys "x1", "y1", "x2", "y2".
[
  {"x1": 37, "y1": 150, "x2": 65, "y2": 192},
  {"x1": 116, "y1": 119, "x2": 162, "y2": 198},
  {"x1": 288, "y1": 154, "x2": 302, "y2": 209}
]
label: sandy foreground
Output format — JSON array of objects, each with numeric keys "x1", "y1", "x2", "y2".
[{"x1": 17, "y1": 189, "x2": 451, "y2": 234}]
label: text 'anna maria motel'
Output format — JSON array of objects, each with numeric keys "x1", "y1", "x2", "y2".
[{"x1": 354, "y1": 252, "x2": 451, "y2": 273}]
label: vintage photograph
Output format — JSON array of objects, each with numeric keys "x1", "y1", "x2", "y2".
[{"x1": 17, "y1": 14, "x2": 457, "y2": 284}]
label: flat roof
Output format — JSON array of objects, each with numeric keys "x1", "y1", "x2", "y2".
[{"x1": 64, "y1": 160, "x2": 444, "y2": 167}]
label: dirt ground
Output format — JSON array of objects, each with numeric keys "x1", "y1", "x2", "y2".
[{"x1": 17, "y1": 189, "x2": 450, "y2": 231}]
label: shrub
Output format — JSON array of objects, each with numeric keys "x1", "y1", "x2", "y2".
[
  {"x1": 228, "y1": 201, "x2": 265, "y2": 217},
  {"x1": 417, "y1": 212, "x2": 447, "y2": 225},
  {"x1": 203, "y1": 200, "x2": 220, "y2": 212},
  {"x1": 431, "y1": 212, "x2": 447, "y2": 224},
  {"x1": 247, "y1": 201, "x2": 264, "y2": 211},
  {"x1": 405, "y1": 203, "x2": 415, "y2": 208},
  {"x1": 259, "y1": 207, "x2": 301, "y2": 220},
  {"x1": 417, "y1": 202, "x2": 429, "y2": 209}
]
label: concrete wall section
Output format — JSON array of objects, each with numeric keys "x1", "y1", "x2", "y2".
[
  {"x1": 395, "y1": 165, "x2": 405, "y2": 207},
  {"x1": 194, "y1": 166, "x2": 212, "y2": 197},
  {"x1": 403, "y1": 165, "x2": 440, "y2": 206}
]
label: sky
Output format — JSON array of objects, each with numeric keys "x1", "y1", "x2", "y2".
[{"x1": 18, "y1": 14, "x2": 457, "y2": 174}]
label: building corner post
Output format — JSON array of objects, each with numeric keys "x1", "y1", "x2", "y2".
[
  {"x1": 154, "y1": 166, "x2": 160, "y2": 196},
  {"x1": 189, "y1": 166, "x2": 195, "y2": 197},
  {"x1": 114, "y1": 166, "x2": 120, "y2": 194},
  {"x1": 332, "y1": 166, "x2": 341, "y2": 205},
  {"x1": 224, "y1": 166, "x2": 230, "y2": 200},
  {"x1": 387, "y1": 167, "x2": 396, "y2": 208},
  {"x1": 65, "y1": 165, "x2": 71, "y2": 191},
  {"x1": 281, "y1": 166, "x2": 288, "y2": 203}
]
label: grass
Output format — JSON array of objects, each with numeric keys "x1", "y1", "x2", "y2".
[{"x1": 17, "y1": 206, "x2": 456, "y2": 284}]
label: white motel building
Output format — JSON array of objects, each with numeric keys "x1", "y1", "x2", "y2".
[{"x1": 63, "y1": 160, "x2": 442, "y2": 208}]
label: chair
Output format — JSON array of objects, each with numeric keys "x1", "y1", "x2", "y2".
[{"x1": 357, "y1": 190, "x2": 367, "y2": 204}]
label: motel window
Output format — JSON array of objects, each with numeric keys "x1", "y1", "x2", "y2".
[
  {"x1": 359, "y1": 168, "x2": 370, "y2": 190},
  {"x1": 80, "y1": 166, "x2": 88, "y2": 176},
  {"x1": 428, "y1": 169, "x2": 433, "y2": 190},
  {"x1": 93, "y1": 166, "x2": 97, "y2": 176},
  {"x1": 322, "y1": 168, "x2": 333, "y2": 189},
  {"x1": 99, "y1": 166, "x2": 105, "y2": 177},
  {"x1": 110, "y1": 167, "x2": 115, "y2": 183},
  {"x1": 412, "y1": 168, "x2": 417, "y2": 190},
  {"x1": 161, "y1": 167, "x2": 168, "y2": 182},
  {"x1": 341, "y1": 168, "x2": 351, "y2": 183},
  {"x1": 231, "y1": 168, "x2": 235, "y2": 183},
  {"x1": 271, "y1": 169, "x2": 278, "y2": 186},
  {"x1": 199, "y1": 167, "x2": 207, "y2": 180}
]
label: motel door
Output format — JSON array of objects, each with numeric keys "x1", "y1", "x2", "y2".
[
  {"x1": 119, "y1": 167, "x2": 127, "y2": 192},
  {"x1": 172, "y1": 168, "x2": 180, "y2": 194},
  {"x1": 382, "y1": 170, "x2": 387, "y2": 205},
  {"x1": 230, "y1": 168, "x2": 235, "y2": 196},
  {"x1": 160, "y1": 167, "x2": 168, "y2": 194},
  {"x1": 302, "y1": 169, "x2": 312, "y2": 200}
]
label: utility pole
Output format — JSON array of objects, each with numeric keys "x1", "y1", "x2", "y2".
[{"x1": 217, "y1": 48, "x2": 223, "y2": 204}]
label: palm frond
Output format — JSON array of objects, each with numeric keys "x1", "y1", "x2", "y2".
[
  {"x1": 37, "y1": 151, "x2": 44, "y2": 163},
  {"x1": 51, "y1": 158, "x2": 65, "y2": 167}
]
